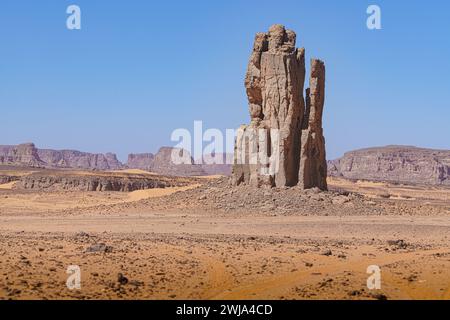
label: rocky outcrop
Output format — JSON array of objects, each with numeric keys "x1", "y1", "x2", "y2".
[
  {"x1": 127, "y1": 150, "x2": 232, "y2": 176},
  {"x1": 0, "y1": 175, "x2": 20, "y2": 184},
  {"x1": 1, "y1": 143, "x2": 232, "y2": 177},
  {"x1": 16, "y1": 172, "x2": 189, "y2": 192},
  {"x1": 0, "y1": 143, "x2": 45, "y2": 167},
  {"x1": 127, "y1": 153, "x2": 155, "y2": 171},
  {"x1": 232, "y1": 25, "x2": 327, "y2": 189},
  {"x1": 328, "y1": 146, "x2": 450, "y2": 186},
  {"x1": 0, "y1": 143, "x2": 122, "y2": 170},
  {"x1": 37, "y1": 149, "x2": 122, "y2": 170},
  {"x1": 150, "y1": 147, "x2": 206, "y2": 177}
]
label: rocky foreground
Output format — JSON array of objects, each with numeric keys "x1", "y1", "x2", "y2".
[
  {"x1": 0, "y1": 175, "x2": 449, "y2": 300},
  {"x1": 70, "y1": 176, "x2": 448, "y2": 218},
  {"x1": 0, "y1": 165, "x2": 449, "y2": 300}
]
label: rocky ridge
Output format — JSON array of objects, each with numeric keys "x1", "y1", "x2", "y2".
[
  {"x1": 0, "y1": 143, "x2": 122, "y2": 170},
  {"x1": 328, "y1": 145, "x2": 450, "y2": 186},
  {"x1": 0, "y1": 143, "x2": 45, "y2": 167},
  {"x1": 0, "y1": 144, "x2": 221, "y2": 176},
  {"x1": 14, "y1": 170, "x2": 194, "y2": 192}
]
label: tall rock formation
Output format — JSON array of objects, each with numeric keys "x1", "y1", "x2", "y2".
[
  {"x1": 232, "y1": 24, "x2": 327, "y2": 189},
  {"x1": 298, "y1": 59, "x2": 327, "y2": 190}
]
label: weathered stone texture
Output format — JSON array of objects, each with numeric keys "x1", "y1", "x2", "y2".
[
  {"x1": 328, "y1": 146, "x2": 450, "y2": 186},
  {"x1": 0, "y1": 143, "x2": 45, "y2": 167},
  {"x1": 38, "y1": 149, "x2": 123, "y2": 170},
  {"x1": 127, "y1": 153, "x2": 155, "y2": 171},
  {"x1": 232, "y1": 25, "x2": 327, "y2": 190},
  {"x1": 298, "y1": 59, "x2": 327, "y2": 190},
  {"x1": 1, "y1": 143, "x2": 123, "y2": 170}
]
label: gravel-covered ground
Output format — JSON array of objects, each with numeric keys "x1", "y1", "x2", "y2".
[{"x1": 1, "y1": 172, "x2": 450, "y2": 300}]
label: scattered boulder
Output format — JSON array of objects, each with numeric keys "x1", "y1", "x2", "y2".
[
  {"x1": 117, "y1": 273, "x2": 129, "y2": 285},
  {"x1": 85, "y1": 243, "x2": 113, "y2": 253},
  {"x1": 387, "y1": 239, "x2": 408, "y2": 249}
]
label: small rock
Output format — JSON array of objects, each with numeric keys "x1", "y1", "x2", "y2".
[
  {"x1": 387, "y1": 239, "x2": 408, "y2": 249},
  {"x1": 348, "y1": 290, "x2": 361, "y2": 296},
  {"x1": 371, "y1": 293, "x2": 388, "y2": 300},
  {"x1": 75, "y1": 231, "x2": 90, "y2": 238},
  {"x1": 332, "y1": 196, "x2": 350, "y2": 205},
  {"x1": 117, "y1": 273, "x2": 128, "y2": 285},
  {"x1": 85, "y1": 243, "x2": 113, "y2": 253},
  {"x1": 406, "y1": 274, "x2": 418, "y2": 282}
]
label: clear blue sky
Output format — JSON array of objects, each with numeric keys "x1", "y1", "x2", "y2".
[{"x1": 1, "y1": 0, "x2": 449, "y2": 161}]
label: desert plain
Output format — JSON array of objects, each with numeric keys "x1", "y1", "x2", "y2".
[{"x1": 0, "y1": 166, "x2": 449, "y2": 300}]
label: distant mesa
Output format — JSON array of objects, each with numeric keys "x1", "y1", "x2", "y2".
[
  {"x1": 127, "y1": 153, "x2": 155, "y2": 171},
  {"x1": 0, "y1": 142, "x2": 122, "y2": 170},
  {"x1": 4, "y1": 143, "x2": 448, "y2": 185},
  {"x1": 37, "y1": 148, "x2": 122, "y2": 170},
  {"x1": 126, "y1": 148, "x2": 232, "y2": 177},
  {"x1": 0, "y1": 143, "x2": 45, "y2": 167},
  {"x1": 128, "y1": 147, "x2": 205, "y2": 177},
  {"x1": 328, "y1": 145, "x2": 450, "y2": 186},
  {"x1": 0, "y1": 143, "x2": 232, "y2": 177}
]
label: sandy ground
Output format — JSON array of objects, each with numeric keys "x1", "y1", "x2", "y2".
[
  {"x1": 0, "y1": 171, "x2": 449, "y2": 300},
  {"x1": 0, "y1": 182, "x2": 16, "y2": 190}
]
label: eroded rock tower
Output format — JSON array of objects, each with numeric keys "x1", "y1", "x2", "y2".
[{"x1": 232, "y1": 24, "x2": 327, "y2": 190}]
